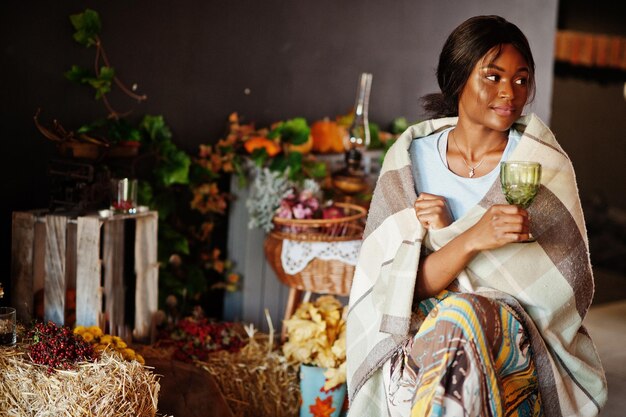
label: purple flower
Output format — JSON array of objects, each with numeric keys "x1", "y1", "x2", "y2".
[
  {"x1": 276, "y1": 201, "x2": 293, "y2": 219},
  {"x1": 293, "y1": 203, "x2": 313, "y2": 219},
  {"x1": 303, "y1": 197, "x2": 319, "y2": 211}
]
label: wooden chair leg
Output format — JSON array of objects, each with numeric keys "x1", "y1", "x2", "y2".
[{"x1": 281, "y1": 287, "x2": 303, "y2": 343}]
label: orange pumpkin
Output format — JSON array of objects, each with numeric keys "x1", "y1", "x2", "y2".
[
  {"x1": 311, "y1": 118, "x2": 346, "y2": 153},
  {"x1": 244, "y1": 136, "x2": 281, "y2": 157}
]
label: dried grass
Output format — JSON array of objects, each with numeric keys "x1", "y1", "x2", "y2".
[
  {"x1": 197, "y1": 332, "x2": 300, "y2": 417},
  {"x1": 0, "y1": 346, "x2": 162, "y2": 417}
]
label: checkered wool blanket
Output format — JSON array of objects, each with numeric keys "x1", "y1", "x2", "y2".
[{"x1": 346, "y1": 114, "x2": 607, "y2": 417}]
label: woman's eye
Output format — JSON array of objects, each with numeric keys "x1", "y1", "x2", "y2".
[
  {"x1": 515, "y1": 78, "x2": 528, "y2": 85},
  {"x1": 485, "y1": 74, "x2": 499, "y2": 82}
]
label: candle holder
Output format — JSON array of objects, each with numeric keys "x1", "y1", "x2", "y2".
[
  {"x1": 0, "y1": 307, "x2": 16, "y2": 346},
  {"x1": 110, "y1": 178, "x2": 138, "y2": 214}
]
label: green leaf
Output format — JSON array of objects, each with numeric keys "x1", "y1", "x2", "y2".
[
  {"x1": 286, "y1": 151, "x2": 303, "y2": 167},
  {"x1": 285, "y1": 152, "x2": 303, "y2": 180},
  {"x1": 125, "y1": 128, "x2": 142, "y2": 142},
  {"x1": 189, "y1": 163, "x2": 219, "y2": 184},
  {"x1": 105, "y1": 118, "x2": 141, "y2": 142},
  {"x1": 185, "y1": 267, "x2": 208, "y2": 296},
  {"x1": 86, "y1": 68, "x2": 115, "y2": 99},
  {"x1": 217, "y1": 144, "x2": 234, "y2": 154},
  {"x1": 70, "y1": 9, "x2": 102, "y2": 47},
  {"x1": 153, "y1": 191, "x2": 177, "y2": 219},
  {"x1": 232, "y1": 159, "x2": 248, "y2": 188},
  {"x1": 367, "y1": 123, "x2": 382, "y2": 149},
  {"x1": 267, "y1": 125, "x2": 282, "y2": 140},
  {"x1": 76, "y1": 118, "x2": 106, "y2": 135},
  {"x1": 159, "y1": 222, "x2": 190, "y2": 255},
  {"x1": 159, "y1": 269, "x2": 182, "y2": 292},
  {"x1": 250, "y1": 147, "x2": 268, "y2": 166},
  {"x1": 280, "y1": 117, "x2": 310, "y2": 145},
  {"x1": 137, "y1": 181, "x2": 154, "y2": 206},
  {"x1": 172, "y1": 237, "x2": 190, "y2": 256},
  {"x1": 158, "y1": 147, "x2": 191, "y2": 186},
  {"x1": 64, "y1": 65, "x2": 92, "y2": 83},
  {"x1": 390, "y1": 117, "x2": 409, "y2": 134},
  {"x1": 306, "y1": 161, "x2": 328, "y2": 179},
  {"x1": 141, "y1": 115, "x2": 173, "y2": 143},
  {"x1": 269, "y1": 154, "x2": 287, "y2": 172},
  {"x1": 98, "y1": 66, "x2": 115, "y2": 81}
]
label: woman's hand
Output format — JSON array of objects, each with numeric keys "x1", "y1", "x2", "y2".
[
  {"x1": 414, "y1": 193, "x2": 453, "y2": 230},
  {"x1": 466, "y1": 204, "x2": 530, "y2": 250},
  {"x1": 415, "y1": 203, "x2": 529, "y2": 300}
]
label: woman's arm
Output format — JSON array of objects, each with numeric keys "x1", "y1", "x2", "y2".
[{"x1": 415, "y1": 199, "x2": 529, "y2": 300}]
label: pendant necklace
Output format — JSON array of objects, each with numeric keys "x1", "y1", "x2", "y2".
[
  {"x1": 450, "y1": 130, "x2": 501, "y2": 178},
  {"x1": 450, "y1": 130, "x2": 499, "y2": 178}
]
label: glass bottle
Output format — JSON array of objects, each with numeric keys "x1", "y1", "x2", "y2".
[
  {"x1": 346, "y1": 72, "x2": 373, "y2": 149},
  {"x1": 332, "y1": 73, "x2": 373, "y2": 200}
]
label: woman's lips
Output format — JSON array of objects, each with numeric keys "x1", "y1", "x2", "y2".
[{"x1": 492, "y1": 106, "x2": 515, "y2": 117}]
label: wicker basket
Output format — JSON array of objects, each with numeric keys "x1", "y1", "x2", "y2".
[
  {"x1": 264, "y1": 234, "x2": 355, "y2": 296},
  {"x1": 265, "y1": 202, "x2": 366, "y2": 295},
  {"x1": 270, "y1": 202, "x2": 367, "y2": 242}
]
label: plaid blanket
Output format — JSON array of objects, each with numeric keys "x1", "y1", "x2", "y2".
[{"x1": 346, "y1": 114, "x2": 607, "y2": 416}]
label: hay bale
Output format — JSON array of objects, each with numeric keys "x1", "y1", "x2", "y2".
[
  {"x1": 197, "y1": 335, "x2": 300, "y2": 417},
  {"x1": 0, "y1": 347, "x2": 162, "y2": 417}
]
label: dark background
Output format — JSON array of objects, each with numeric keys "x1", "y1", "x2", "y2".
[{"x1": 1, "y1": 0, "x2": 625, "y2": 306}]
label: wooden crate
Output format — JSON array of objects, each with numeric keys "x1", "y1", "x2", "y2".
[{"x1": 11, "y1": 210, "x2": 159, "y2": 341}]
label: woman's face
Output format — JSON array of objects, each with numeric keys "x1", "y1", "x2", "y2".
[{"x1": 458, "y1": 43, "x2": 530, "y2": 132}]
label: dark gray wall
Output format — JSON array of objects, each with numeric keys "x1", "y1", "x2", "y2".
[
  {"x1": 552, "y1": 1, "x2": 626, "y2": 210},
  {"x1": 0, "y1": 1, "x2": 558, "y2": 301}
]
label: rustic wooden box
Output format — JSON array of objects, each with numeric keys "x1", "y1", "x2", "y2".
[{"x1": 11, "y1": 210, "x2": 159, "y2": 341}]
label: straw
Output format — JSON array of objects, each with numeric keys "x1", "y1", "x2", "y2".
[
  {"x1": 196, "y1": 325, "x2": 300, "y2": 417},
  {"x1": 0, "y1": 346, "x2": 164, "y2": 417}
]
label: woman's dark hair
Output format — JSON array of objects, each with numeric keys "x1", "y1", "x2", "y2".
[{"x1": 421, "y1": 15, "x2": 536, "y2": 118}]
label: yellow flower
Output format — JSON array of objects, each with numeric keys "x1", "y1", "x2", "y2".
[
  {"x1": 315, "y1": 346, "x2": 338, "y2": 369},
  {"x1": 316, "y1": 295, "x2": 342, "y2": 311},
  {"x1": 81, "y1": 332, "x2": 94, "y2": 343},
  {"x1": 323, "y1": 363, "x2": 347, "y2": 391},
  {"x1": 283, "y1": 318, "x2": 325, "y2": 343},
  {"x1": 121, "y1": 348, "x2": 136, "y2": 361},
  {"x1": 283, "y1": 339, "x2": 317, "y2": 364},
  {"x1": 100, "y1": 335, "x2": 113, "y2": 345},
  {"x1": 283, "y1": 295, "x2": 347, "y2": 388},
  {"x1": 112, "y1": 336, "x2": 127, "y2": 349},
  {"x1": 331, "y1": 331, "x2": 346, "y2": 361},
  {"x1": 74, "y1": 325, "x2": 86, "y2": 335},
  {"x1": 87, "y1": 326, "x2": 103, "y2": 338},
  {"x1": 136, "y1": 354, "x2": 145, "y2": 365}
]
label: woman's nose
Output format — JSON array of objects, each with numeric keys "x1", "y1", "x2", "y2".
[{"x1": 499, "y1": 81, "x2": 514, "y2": 99}]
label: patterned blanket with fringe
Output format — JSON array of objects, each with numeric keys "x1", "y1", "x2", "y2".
[{"x1": 346, "y1": 114, "x2": 607, "y2": 417}]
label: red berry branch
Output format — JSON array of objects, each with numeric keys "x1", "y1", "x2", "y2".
[{"x1": 27, "y1": 322, "x2": 96, "y2": 373}]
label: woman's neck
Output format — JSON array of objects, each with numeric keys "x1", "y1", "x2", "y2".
[
  {"x1": 451, "y1": 121, "x2": 509, "y2": 160},
  {"x1": 446, "y1": 121, "x2": 510, "y2": 178}
]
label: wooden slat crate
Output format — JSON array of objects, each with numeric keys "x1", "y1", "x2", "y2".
[{"x1": 11, "y1": 210, "x2": 159, "y2": 341}]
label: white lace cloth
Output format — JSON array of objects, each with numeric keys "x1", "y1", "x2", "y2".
[{"x1": 280, "y1": 239, "x2": 362, "y2": 274}]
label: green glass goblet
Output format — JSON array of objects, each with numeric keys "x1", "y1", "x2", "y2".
[{"x1": 500, "y1": 161, "x2": 542, "y2": 242}]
